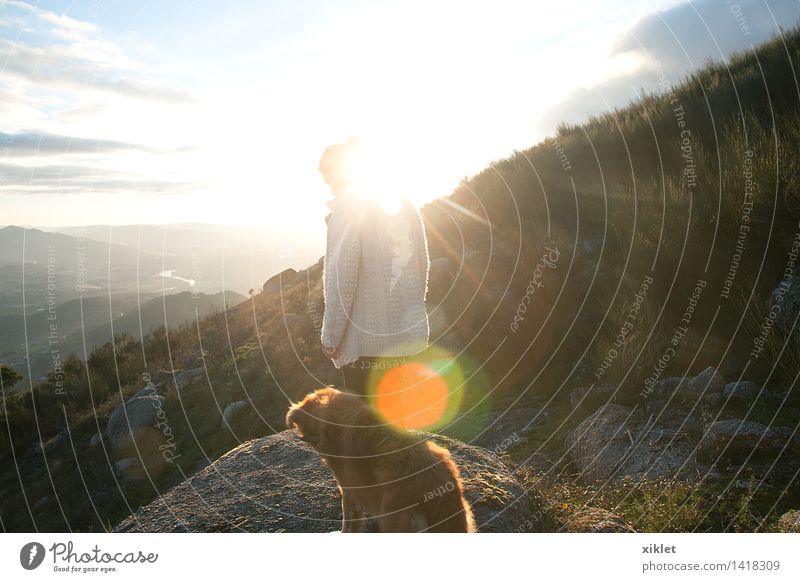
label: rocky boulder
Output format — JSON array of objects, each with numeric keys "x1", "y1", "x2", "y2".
[
  {"x1": 220, "y1": 400, "x2": 260, "y2": 440},
  {"x1": 643, "y1": 369, "x2": 725, "y2": 411},
  {"x1": 697, "y1": 419, "x2": 793, "y2": 462},
  {"x1": 262, "y1": 268, "x2": 298, "y2": 295},
  {"x1": 89, "y1": 433, "x2": 105, "y2": 449},
  {"x1": 107, "y1": 393, "x2": 166, "y2": 459},
  {"x1": 112, "y1": 430, "x2": 533, "y2": 533},
  {"x1": 560, "y1": 507, "x2": 635, "y2": 532},
  {"x1": 686, "y1": 367, "x2": 726, "y2": 399},
  {"x1": 130, "y1": 386, "x2": 157, "y2": 400},
  {"x1": 221, "y1": 401, "x2": 248, "y2": 430},
  {"x1": 723, "y1": 381, "x2": 760, "y2": 403},
  {"x1": 777, "y1": 510, "x2": 800, "y2": 532},
  {"x1": 566, "y1": 404, "x2": 703, "y2": 482}
]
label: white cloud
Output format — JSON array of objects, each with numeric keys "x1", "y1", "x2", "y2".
[
  {"x1": 4, "y1": 0, "x2": 789, "y2": 229},
  {"x1": 534, "y1": 0, "x2": 800, "y2": 134},
  {"x1": 0, "y1": 1, "x2": 199, "y2": 210}
]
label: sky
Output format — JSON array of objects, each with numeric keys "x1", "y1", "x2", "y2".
[{"x1": 1, "y1": 0, "x2": 798, "y2": 234}]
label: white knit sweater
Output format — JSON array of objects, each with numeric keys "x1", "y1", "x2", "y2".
[{"x1": 321, "y1": 194, "x2": 430, "y2": 368}]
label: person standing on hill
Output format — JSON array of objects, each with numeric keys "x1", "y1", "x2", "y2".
[{"x1": 318, "y1": 138, "x2": 430, "y2": 399}]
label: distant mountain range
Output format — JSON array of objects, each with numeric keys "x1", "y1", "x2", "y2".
[
  {"x1": 33, "y1": 223, "x2": 313, "y2": 259},
  {"x1": 0, "y1": 223, "x2": 324, "y2": 312},
  {"x1": 0, "y1": 222, "x2": 320, "y2": 382},
  {"x1": 2, "y1": 289, "x2": 246, "y2": 384},
  {"x1": 0, "y1": 224, "x2": 144, "y2": 268}
]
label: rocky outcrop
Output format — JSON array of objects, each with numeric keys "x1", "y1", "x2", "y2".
[
  {"x1": 262, "y1": 268, "x2": 298, "y2": 295},
  {"x1": 106, "y1": 388, "x2": 177, "y2": 480},
  {"x1": 697, "y1": 419, "x2": 793, "y2": 462},
  {"x1": 172, "y1": 367, "x2": 204, "y2": 390},
  {"x1": 112, "y1": 430, "x2": 533, "y2": 533},
  {"x1": 566, "y1": 404, "x2": 703, "y2": 482},
  {"x1": 686, "y1": 367, "x2": 726, "y2": 399},
  {"x1": 777, "y1": 510, "x2": 800, "y2": 532},
  {"x1": 723, "y1": 381, "x2": 760, "y2": 403},
  {"x1": 568, "y1": 378, "x2": 799, "y2": 482},
  {"x1": 645, "y1": 368, "x2": 726, "y2": 409},
  {"x1": 220, "y1": 401, "x2": 248, "y2": 431},
  {"x1": 560, "y1": 507, "x2": 635, "y2": 532},
  {"x1": 107, "y1": 392, "x2": 166, "y2": 460}
]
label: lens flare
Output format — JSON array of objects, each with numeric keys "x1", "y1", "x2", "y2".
[
  {"x1": 375, "y1": 362, "x2": 447, "y2": 429},
  {"x1": 368, "y1": 346, "x2": 466, "y2": 431}
]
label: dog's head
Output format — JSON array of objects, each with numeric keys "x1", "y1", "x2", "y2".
[{"x1": 286, "y1": 387, "x2": 378, "y2": 454}]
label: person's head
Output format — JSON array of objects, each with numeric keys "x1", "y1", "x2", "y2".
[{"x1": 318, "y1": 137, "x2": 363, "y2": 195}]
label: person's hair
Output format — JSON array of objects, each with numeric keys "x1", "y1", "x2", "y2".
[
  {"x1": 319, "y1": 143, "x2": 346, "y2": 175},
  {"x1": 318, "y1": 136, "x2": 362, "y2": 180}
]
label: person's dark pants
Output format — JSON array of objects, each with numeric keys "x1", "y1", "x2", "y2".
[{"x1": 341, "y1": 355, "x2": 410, "y2": 401}]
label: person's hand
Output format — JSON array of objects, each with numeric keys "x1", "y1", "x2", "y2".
[{"x1": 322, "y1": 344, "x2": 340, "y2": 360}]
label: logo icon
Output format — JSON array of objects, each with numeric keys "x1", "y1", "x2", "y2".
[{"x1": 20, "y1": 542, "x2": 45, "y2": 570}]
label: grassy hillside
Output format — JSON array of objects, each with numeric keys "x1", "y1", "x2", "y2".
[{"x1": 2, "y1": 27, "x2": 800, "y2": 532}]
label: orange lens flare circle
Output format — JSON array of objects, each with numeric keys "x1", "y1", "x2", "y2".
[{"x1": 374, "y1": 362, "x2": 448, "y2": 430}]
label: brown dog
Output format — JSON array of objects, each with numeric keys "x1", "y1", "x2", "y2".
[{"x1": 286, "y1": 387, "x2": 476, "y2": 532}]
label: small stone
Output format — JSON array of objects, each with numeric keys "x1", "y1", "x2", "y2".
[
  {"x1": 723, "y1": 381, "x2": 760, "y2": 402},
  {"x1": 687, "y1": 367, "x2": 726, "y2": 398}
]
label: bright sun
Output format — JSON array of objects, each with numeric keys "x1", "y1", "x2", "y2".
[{"x1": 340, "y1": 135, "x2": 444, "y2": 212}]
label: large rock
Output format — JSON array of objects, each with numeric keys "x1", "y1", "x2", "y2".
[
  {"x1": 686, "y1": 367, "x2": 726, "y2": 399},
  {"x1": 560, "y1": 507, "x2": 635, "y2": 532},
  {"x1": 723, "y1": 381, "x2": 760, "y2": 403},
  {"x1": 112, "y1": 430, "x2": 533, "y2": 533},
  {"x1": 220, "y1": 400, "x2": 258, "y2": 439},
  {"x1": 172, "y1": 367, "x2": 204, "y2": 390},
  {"x1": 697, "y1": 419, "x2": 790, "y2": 462},
  {"x1": 566, "y1": 404, "x2": 703, "y2": 482},
  {"x1": 107, "y1": 393, "x2": 166, "y2": 459},
  {"x1": 643, "y1": 369, "x2": 725, "y2": 410},
  {"x1": 777, "y1": 510, "x2": 800, "y2": 532},
  {"x1": 262, "y1": 268, "x2": 298, "y2": 295},
  {"x1": 129, "y1": 386, "x2": 157, "y2": 401}
]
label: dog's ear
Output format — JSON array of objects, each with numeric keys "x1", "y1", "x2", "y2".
[
  {"x1": 286, "y1": 403, "x2": 324, "y2": 446},
  {"x1": 285, "y1": 404, "x2": 299, "y2": 431}
]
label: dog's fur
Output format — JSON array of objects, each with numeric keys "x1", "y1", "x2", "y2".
[{"x1": 286, "y1": 387, "x2": 476, "y2": 532}]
